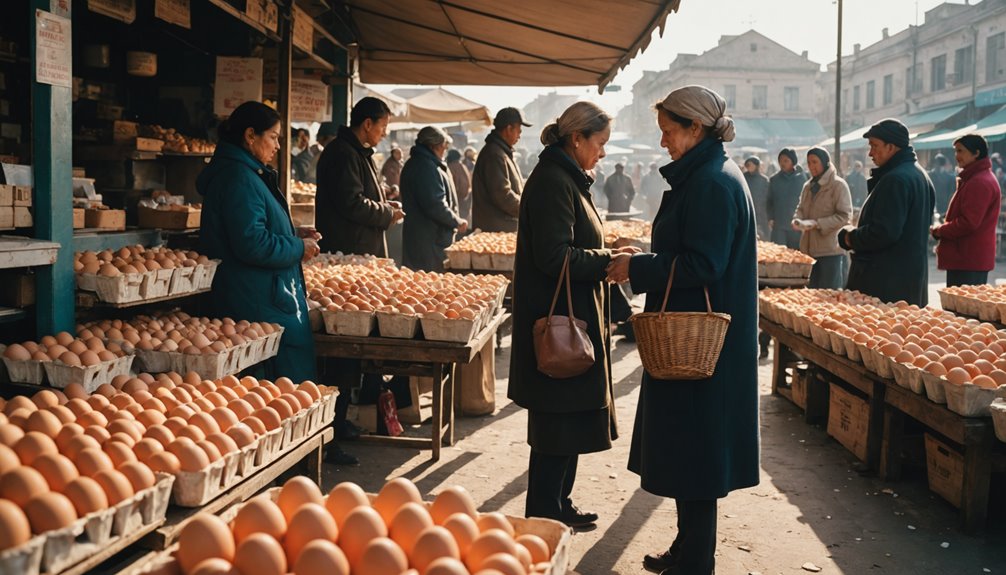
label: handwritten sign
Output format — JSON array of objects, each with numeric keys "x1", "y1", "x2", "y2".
[
  {"x1": 35, "y1": 10, "x2": 72, "y2": 88},
  {"x1": 214, "y1": 57, "x2": 263, "y2": 118},
  {"x1": 87, "y1": 0, "x2": 135, "y2": 24},
  {"x1": 291, "y1": 79, "x2": 330, "y2": 123},
  {"x1": 155, "y1": 0, "x2": 190, "y2": 29},
  {"x1": 292, "y1": 5, "x2": 314, "y2": 53}
]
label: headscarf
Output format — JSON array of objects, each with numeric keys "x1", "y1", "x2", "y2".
[{"x1": 659, "y1": 85, "x2": 735, "y2": 143}]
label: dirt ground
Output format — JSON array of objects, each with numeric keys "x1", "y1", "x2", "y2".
[{"x1": 321, "y1": 325, "x2": 1004, "y2": 575}]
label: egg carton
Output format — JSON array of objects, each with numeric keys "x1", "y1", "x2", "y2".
[
  {"x1": 944, "y1": 382, "x2": 997, "y2": 417},
  {"x1": 43, "y1": 354, "x2": 135, "y2": 393},
  {"x1": 168, "y1": 266, "x2": 198, "y2": 295},
  {"x1": 809, "y1": 324, "x2": 830, "y2": 350},
  {"x1": 843, "y1": 338, "x2": 863, "y2": 363},
  {"x1": 277, "y1": 416, "x2": 298, "y2": 451},
  {"x1": 907, "y1": 367, "x2": 927, "y2": 395},
  {"x1": 377, "y1": 310, "x2": 420, "y2": 339},
  {"x1": 956, "y1": 295, "x2": 980, "y2": 318},
  {"x1": 490, "y1": 252, "x2": 515, "y2": 271},
  {"x1": 234, "y1": 439, "x2": 260, "y2": 478},
  {"x1": 321, "y1": 388, "x2": 338, "y2": 423},
  {"x1": 891, "y1": 362, "x2": 914, "y2": 389},
  {"x1": 445, "y1": 249, "x2": 471, "y2": 269},
  {"x1": 991, "y1": 398, "x2": 1006, "y2": 443},
  {"x1": 141, "y1": 268, "x2": 174, "y2": 299},
  {"x1": 94, "y1": 271, "x2": 147, "y2": 303},
  {"x1": 196, "y1": 259, "x2": 220, "y2": 290},
  {"x1": 322, "y1": 309, "x2": 376, "y2": 337},
  {"x1": 936, "y1": 289, "x2": 956, "y2": 312},
  {"x1": 40, "y1": 505, "x2": 116, "y2": 574},
  {"x1": 134, "y1": 349, "x2": 184, "y2": 374},
  {"x1": 977, "y1": 300, "x2": 1000, "y2": 322},
  {"x1": 471, "y1": 252, "x2": 493, "y2": 270},
  {"x1": 922, "y1": 372, "x2": 949, "y2": 404},
  {"x1": 262, "y1": 328, "x2": 284, "y2": 360},
  {"x1": 253, "y1": 426, "x2": 285, "y2": 467},
  {"x1": 180, "y1": 348, "x2": 233, "y2": 380},
  {"x1": 761, "y1": 261, "x2": 814, "y2": 279},
  {"x1": 0, "y1": 534, "x2": 45, "y2": 575},
  {"x1": 242, "y1": 337, "x2": 267, "y2": 369},
  {"x1": 509, "y1": 516, "x2": 573, "y2": 575},
  {"x1": 170, "y1": 456, "x2": 227, "y2": 507},
  {"x1": 219, "y1": 447, "x2": 243, "y2": 491},
  {"x1": 858, "y1": 345, "x2": 879, "y2": 373},
  {"x1": 309, "y1": 307, "x2": 323, "y2": 332},
  {"x1": 420, "y1": 314, "x2": 478, "y2": 343},
  {"x1": 1, "y1": 356, "x2": 49, "y2": 385},
  {"x1": 76, "y1": 272, "x2": 98, "y2": 292}
]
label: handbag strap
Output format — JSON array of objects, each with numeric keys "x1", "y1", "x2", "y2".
[
  {"x1": 658, "y1": 257, "x2": 714, "y2": 316},
  {"x1": 546, "y1": 250, "x2": 577, "y2": 325}
]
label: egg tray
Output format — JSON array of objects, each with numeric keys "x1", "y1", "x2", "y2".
[
  {"x1": 944, "y1": 382, "x2": 998, "y2": 417},
  {"x1": 445, "y1": 249, "x2": 472, "y2": 269},
  {"x1": 93, "y1": 271, "x2": 147, "y2": 303},
  {"x1": 0, "y1": 533, "x2": 45, "y2": 575},
  {"x1": 240, "y1": 338, "x2": 267, "y2": 371},
  {"x1": 376, "y1": 310, "x2": 420, "y2": 339},
  {"x1": 261, "y1": 328, "x2": 284, "y2": 360},
  {"x1": 977, "y1": 300, "x2": 1000, "y2": 322},
  {"x1": 923, "y1": 372, "x2": 949, "y2": 404},
  {"x1": 907, "y1": 367, "x2": 927, "y2": 395},
  {"x1": 43, "y1": 354, "x2": 135, "y2": 393},
  {"x1": 420, "y1": 314, "x2": 478, "y2": 344},
  {"x1": 143, "y1": 268, "x2": 175, "y2": 299},
  {"x1": 322, "y1": 308, "x2": 376, "y2": 337},
  {"x1": 168, "y1": 266, "x2": 198, "y2": 296},
  {"x1": 76, "y1": 272, "x2": 98, "y2": 292},
  {"x1": 827, "y1": 331, "x2": 847, "y2": 358},
  {"x1": 991, "y1": 398, "x2": 1006, "y2": 443},
  {"x1": 170, "y1": 456, "x2": 227, "y2": 507},
  {"x1": 180, "y1": 347, "x2": 236, "y2": 381},
  {"x1": 490, "y1": 252, "x2": 515, "y2": 272},
  {"x1": 309, "y1": 307, "x2": 323, "y2": 332},
  {"x1": 134, "y1": 349, "x2": 182, "y2": 374},
  {"x1": 1, "y1": 356, "x2": 49, "y2": 385},
  {"x1": 759, "y1": 261, "x2": 815, "y2": 279},
  {"x1": 195, "y1": 260, "x2": 220, "y2": 290},
  {"x1": 471, "y1": 252, "x2": 493, "y2": 270},
  {"x1": 253, "y1": 426, "x2": 286, "y2": 467},
  {"x1": 891, "y1": 362, "x2": 915, "y2": 390}
]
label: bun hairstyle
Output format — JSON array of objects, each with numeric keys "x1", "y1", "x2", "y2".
[
  {"x1": 954, "y1": 133, "x2": 989, "y2": 160},
  {"x1": 540, "y1": 101, "x2": 612, "y2": 147},
  {"x1": 218, "y1": 101, "x2": 281, "y2": 147}
]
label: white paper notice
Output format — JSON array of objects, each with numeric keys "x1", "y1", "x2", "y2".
[
  {"x1": 36, "y1": 10, "x2": 72, "y2": 88},
  {"x1": 291, "y1": 79, "x2": 330, "y2": 123},
  {"x1": 214, "y1": 57, "x2": 263, "y2": 118},
  {"x1": 155, "y1": 0, "x2": 191, "y2": 29},
  {"x1": 87, "y1": 0, "x2": 136, "y2": 24}
]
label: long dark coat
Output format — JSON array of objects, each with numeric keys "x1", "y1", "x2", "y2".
[
  {"x1": 507, "y1": 145, "x2": 616, "y2": 456},
  {"x1": 767, "y1": 167, "x2": 806, "y2": 248},
  {"x1": 400, "y1": 144, "x2": 464, "y2": 272},
  {"x1": 840, "y1": 147, "x2": 935, "y2": 306},
  {"x1": 744, "y1": 171, "x2": 770, "y2": 239},
  {"x1": 197, "y1": 142, "x2": 316, "y2": 382},
  {"x1": 316, "y1": 126, "x2": 394, "y2": 257},
  {"x1": 627, "y1": 138, "x2": 760, "y2": 500}
]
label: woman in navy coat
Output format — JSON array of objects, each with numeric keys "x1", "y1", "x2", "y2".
[
  {"x1": 198, "y1": 101, "x2": 320, "y2": 383},
  {"x1": 607, "y1": 86, "x2": 760, "y2": 575}
]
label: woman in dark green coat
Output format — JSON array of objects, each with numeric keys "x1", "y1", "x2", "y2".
[
  {"x1": 607, "y1": 86, "x2": 760, "y2": 575},
  {"x1": 508, "y1": 102, "x2": 635, "y2": 528},
  {"x1": 198, "y1": 101, "x2": 320, "y2": 383}
]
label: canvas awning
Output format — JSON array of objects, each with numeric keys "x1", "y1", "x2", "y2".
[
  {"x1": 335, "y1": 0, "x2": 683, "y2": 90},
  {"x1": 392, "y1": 87, "x2": 492, "y2": 126},
  {"x1": 732, "y1": 118, "x2": 827, "y2": 147},
  {"x1": 914, "y1": 105, "x2": 1006, "y2": 150},
  {"x1": 353, "y1": 83, "x2": 409, "y2": 116}
]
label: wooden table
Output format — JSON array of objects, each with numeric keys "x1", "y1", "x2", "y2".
[{"x1": 314, "y1": 312, "x2": 508, "y2": 461}]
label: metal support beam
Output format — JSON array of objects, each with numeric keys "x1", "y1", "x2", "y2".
[
  {"x1": 278, "y1": 1, "x2": 293, "y2": 202},
  {"x1": 31, "y1": 1, "x2": 75, "y2": 335},
  {"x1": 331, "y1": 47, "x2": 351, "y2": 125}
]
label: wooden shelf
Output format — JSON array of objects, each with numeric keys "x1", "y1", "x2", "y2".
[
  {"x1": 0, "y1": 306, "x2": 27, "y2": 323},
  {"x1": 0, "y1": 236, "x2": 60, "y2": 269},
  {"x1": 76, "y1": 287, "x2": 211, "y2": 309}
]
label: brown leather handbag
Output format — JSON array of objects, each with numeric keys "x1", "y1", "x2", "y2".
[{"x1": 533, "y1": 251, "x2": 596, "y2": 378}]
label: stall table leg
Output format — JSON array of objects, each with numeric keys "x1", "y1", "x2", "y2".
[{"x1": 962, "y1": 433, "x2": 995, "y2": 533}]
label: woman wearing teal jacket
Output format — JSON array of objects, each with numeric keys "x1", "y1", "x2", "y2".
[{"x1": 197, "y1": 101, "x2": 320, "y2": 382}]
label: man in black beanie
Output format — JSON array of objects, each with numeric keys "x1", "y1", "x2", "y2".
[
  {"x1": 837, "y1": 118, "x2": 935, "y2": 306},
  {"x1": 743, "y1": 156, "x2": 770, "y2": 240},
  {"x1": 766, "y1": 147, "x2": 806, "y2": 249}
]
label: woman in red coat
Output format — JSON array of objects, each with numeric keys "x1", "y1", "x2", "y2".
[{"x1": 932, "y1": 134, "x2": 1002, "y2": 287}]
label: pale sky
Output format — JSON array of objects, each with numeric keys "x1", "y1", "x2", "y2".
[{"x1": 371, "y1": 0, "x2": 953, "y2": 116}]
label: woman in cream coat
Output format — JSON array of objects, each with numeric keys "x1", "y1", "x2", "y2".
[{"x1": 792, "y1": 147, "x2": 853, "y2": 289}]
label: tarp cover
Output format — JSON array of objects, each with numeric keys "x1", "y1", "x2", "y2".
[
  {"x1": 394, "y1": 87, "x2": 492, "y2": 125},
  {"x1": 341, "y1": 0, "x2": 682, "y2": 89}
]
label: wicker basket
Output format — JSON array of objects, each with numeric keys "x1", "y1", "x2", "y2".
[{"x1": 630, "y1": 258, "x2": 731, "y2": 380}]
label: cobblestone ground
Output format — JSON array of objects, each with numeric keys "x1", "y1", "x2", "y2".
[{"x1": 323, "y1": 260, "x2": 1006, "y2": 575}]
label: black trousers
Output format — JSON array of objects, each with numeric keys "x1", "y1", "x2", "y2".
[
  {"x1": 946, "y1": 270, "x2": 988, "y2": 288},
  {"x1": 525, "y1": 450, "x2": 578, "y2": 520},
  {"x1": 667, "y1": 499, "x2": 717, "y2": 575}
]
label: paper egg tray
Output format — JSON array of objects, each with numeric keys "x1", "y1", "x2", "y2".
[
  {"x1": 923, "y1": 373, "x2": 949, "y2": 404},
  {"x1": 376, "y1": 311, "x2": 420, "y2": 339},
  {"x1": 168, "y1": 266, "x2": 198, "y2": 295},
  {"x1": 262, "y1": 328, "x2": 284, "y2": 360},
  {"x1": 471, "y1": 252, "x2": 493, "y2": 269},
  {"x1": 446, "y1": 249, "x2": 471, "y2": 270},
  {"x1": 44, "y1": 354, "x2": 135, "y2": 393},
  {"x1": 142, "y1": 268, "x2": 174, "y2": 299},
  {"x1": 944, "y1": 382, "x2": 997, "y2": 417},
  {"x1": 134, "y1": 349, "x2": 183, "y2": 374},
  {"x1": 323, "y1": 309, "x2": 376, "y2": 336},
  {"x1": 1, "y1": 356, "x2": 49, "y2": 385},
  {"x1": 891, "y1": 362, "x2": 914, "y2": 390},
  {"x1": 196, "y1": 260, "x2": 220, "y2": 290},
  {"x1": 94, "y1": 272, "x2": 147, "y2": 303},
  {"x1": 180, "y1": 348, "x2": 235, "y2": 381},
  {"x1": 991, "y1": 398, "x2": 1006, "y2": 443},
  {"x1": 309, "y1": 308, "x2": 323, "y2": 332},
  {"x1": 171, "y1": 457, "x2": 227, "y2": 507},
  {"x1": 420, "y1": 315, "x2": 478, "y2": 343},
  {"x1": 76, "y1": 272, "x2": 98, "y2": 292},
  {"x1": 241, "y1": 338, "x2": 266, "y2": 371}
]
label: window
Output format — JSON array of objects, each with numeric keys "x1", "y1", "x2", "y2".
[
  {"x1": 752, "y1": 85, "x2": 768, "y2": 110},
  {"x1": 988, "y1": 33, "x2": 1006, "y2": 82},
  {"x1": 853, "y1": 85, "x2": 860, "y2": 111},
  {"x1": 843, "y1": 89, "x2": 849, "y2": 113},
  {"x1": 906, "y1": 64, "x2": 923, "y2": 95},
  {"x1": 931, "y1": 54, "x2": 947, "y2": 91},
  {"x1": 750, "y1": 43, "x2": 758, "y2": 52},
  {"x1": 866, "y1": 80, "x2": 875, "y2": 109},
  {"x1": 724, "y1": 85, "x2": 736, "y2": 109},
  {"x1": 883, "y1": 74, "x2": 894, "y2": 105},
  {"x1": 954, "y1": 45, "x2": 974, "y2": 85},
  {"x1": 783, "y1": 87, "x2": 799, "y2": 111}
]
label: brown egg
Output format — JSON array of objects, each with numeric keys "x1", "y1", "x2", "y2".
[
  {"x1": 251, "y1": 407, "x2": 282, "y2": 431},
  {"x1": 514, "y1": 542, "x2": 533, "y2": 571},
  {"x1": 357, "y1": 537, "x2": 408, "y2": 575},
  {"x1": 232, "y1": 495, "x2": 287, "y2": 546},
  {"x1": 31, "y1": 452, "x2": 80, "y2": 491},
  {"x1": 25, "y1": 492, "x2": 78, "y2": 534},
  {"x1": 196, "y1": 440, "x2": 222, "y2": 463},
  {"x1": 226, "y1": 424, "x2": 256, "y2": 447},
  {"x1": 291, "y1": 390, "x2": 314, "y2": 412},
  {"x1": 14, "y1": 431, "x2": 59, "y2": 465},
  {"x1": 275, "y1": 377, "x2": 296, "y2": 394},
  {"x1": 75, "y1": 447, "x2": 114, "y2": 477},
  {"x1": 374, "y1": 477, "x2": 423, "y2": 526},
  {"x1": 84, "y1": 425, "x2": 112, "y2": 445},
  {"x1": 104, "y1": 441, "x2": 137, "y2": 468},
  {"x1": 410, "y1": 526, "x2": 461, "y2": 574},
  {"x1": 62, "y1": 383, "x2": 89, "y2": 400},
  {"x1": 293, "y1": 539, "x2": 350, "y2": 575},
  {"x1": 46, "y1": 405, "x2": 76, "y2": 425},
  {"x1": 242, "y1": 393, "x2": 267, "y2": 411},
  {"x1": 230, "y1": 532, "x2": 286, "y2": 575},
  {"x1": 241, "y1": 416, "x2": 267, "y2": 436},
  {"x1": 442, "y1": 513, "x2": 480, "y2": 560},
  {"x1": 86, "y1": 394, "x2": 110, "y2": 410},
  {"x1": 58, "y1": 351, "x2": 82, "y2": 367},
  {"x1": 338, "y1": 506, "x2": 388, "y2": 568},
  {"x1": 177, "y1": 514, "x2": 236, "y2": 575},
  {"x1": 0, "y1": 444, "x2": 18, "y2": 474},
  {"x1": 25, "y1": 409, "x2": 62, "y2": 438},
  {"x1": 2, "y1": 343, "x2": 31, "y2": 361},
  {"x1": 31, "y1": 390, "x2": 60, "y2": 410},
  {"x1": 266, "y1": 398, "x2": 294, "y2": 421},
  {"x1": 65, "y1": 398, "x2": 92, "y2": 417},
  {"x1": 0, "y1": 424, "x2": 24, "y2": 447},
  {"x1": 515, "y1": 534, "x2": 550, "y2": 564},
  {"x1": 476, "y1": 512, "x2": 514, "y2": 536},
  {"x1": 298, "y1": 381, "x2": 321, "y2": 402},
  {"x1": 325, "y1": 482, "x2": 370, "y2": 525},
  {"x1": 431, "y1": 486, "x2": 478, "y2": 525},
  {"x1": 277, "y1": 476, "x2": 325, "y2": 523},
  {"x1": 119, "y1": 461, "x2": 156, "y2": 492},
  {"x1": 109, "y1": 419, "x2": 144, "y2": 442},
  {"x1": 108, "y1": 431, "x2": 137, "y2": 447},
  {"x1": 145, "y1": 424, "x2": 177, "y2": 447},
  {"x1": 389, "y1": 502, "x2": 434, "y2": 556},
  {"x1": 207, "y1": 408, "x2": 238, "y2": 433},
  {"x1": 76, "y1": 410, "x2": 109, "y2": 429},
  {"x1": 479, "y1": 552, "x2": 526, "y2": 575},
  {"x1": 0, "y1": 499, "x2": 31, "y2": 551},
  {"x1": 133, "y1": 437, "x2": 165, "y2": 462},
  {"x1": 285, "y1": 502, "x2": 340, "y2": 566},
  {"x1": 424, "y1": 557, "x2": 469, "y2": 575},
  {"x1": 189, "y1": 558, "x2": 237, "y2": 575},
  {"x1": 189, "y1": 413, "x2": 221, "y2": 437},
  {"x1": 0, "y1": 465, "x2": 49, "y2": 506},
  {"x1": 204, "y1": 432, "x2": 238, "y2": 456},
  {"x1": 147, "y1": 451, "x2": 182, "y2": 475},
  {"x1": 465, "y1": 530, "x2": 517, "y2": 573},
  {"x1": 62, "y1": 433, "x2": 102, "y2": 460},
  {"x1": 168, "y1": 437, "x2": 209, "y2": 472},
  {"x1": 176, "y1": 425, "x2": 206, "y2": 443},
  {"x1": 4, "y1": 396, "x2": 37, "y2": 415},
  {"x1": 94, "y1": 468, "x2": 135, "y2": 505}
]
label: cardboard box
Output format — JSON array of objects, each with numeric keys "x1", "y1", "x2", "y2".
[
  {"x1": 73, "y1": 208, "x2": 84, "y2": 229},
  {"x1": 925, "y1": 433, "x2": 964, "y2": 508},
  {"x1": 137, "y1": 205, "x2": 200, "y2": 229},
  {"x1": 0, "y1": 206, "x2": 12, "y2": 229},
  {"x1": 13, "y1": 206, "x2": 31, "y2": 228},
  {"x1": 827, "y1": 383, "x2": 870, "y2": 462},
  {"x1": 84, "y1": 209, "x2": 125, "y2": 230},
  {"x1": 112, "y1": 120, "x2": 138, "y2": 143},
  {"x1": 135, "y1": 137, "x2": 164, "y2": 153},
  {"x1": 0, "y1": 272, "x2": 34, "y2": 307},
  {"x1": 0, "y1": 184, "x2": 12, "y2": 206},
  {"x1": 12, "y1": 185, "x2": 31, "y2": 207}
]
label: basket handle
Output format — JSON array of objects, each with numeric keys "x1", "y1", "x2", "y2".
[
  {"x1": 546, "y1": 250, "x2": 578, "y2": 325},
  {"x1": 658, "y1": 257, "x2": 714, "y2": 316}
]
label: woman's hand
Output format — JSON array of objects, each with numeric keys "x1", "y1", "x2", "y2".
[
  {"x1": 605, "y1": 253, "x2": 632, "y2": 284},
  {"x1": 614, "y1": 245, "x2": 642, "y2": 255},
  {"x1": 301, "y1": 238, "x2": 320, "y2": 261},
  {"x1": 297, "y1": 226, "x2": 321, "y2": 240}
]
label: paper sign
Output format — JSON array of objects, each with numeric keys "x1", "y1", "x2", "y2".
[
  {"x1": 214, "y1": 57, "x2": 263, "y2": 118},
  {"x1": 291, "y1": 79, "x2": 330, "y2": 123},
  {"x1": 293, "y1": 5, "x2": 314, "y2": 53},
  {"x1": 50, "y1": 0, "x2": 70, "y2": 17},
  {"x1": 35, "y1": 10, "x2": 72, "y2": 88},
  {"x1": 87, "y1": 0, "x2": 135, "y2": 24},
  {"x1": 155, "y1": 0, "x2": 190, "y2": 29}
]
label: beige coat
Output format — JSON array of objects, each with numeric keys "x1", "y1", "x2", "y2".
[{"x1": 794, "y1": 165, "x2": 852, "y2": 257}]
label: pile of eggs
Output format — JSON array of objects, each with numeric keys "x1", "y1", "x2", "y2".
[
  {"x1": 79, "y1": 312, "x2": 280, "y2": 355},
  {"x1": 167, "y1": 476, "x2": 553, "y2": 575},
  {"x1": 2, "y1": 331, "x2": 129, "y2": 367},
  {"x1": 757, "y1": 241, "x2": 816, "y2": 265},
  {"x1": 445, "y1": 232, "x2": 516, "y2": 256},
  {"x1": 603, "y1": 220, "x2": 651, "y2": 247},
  {"x1": 304, "y1": 263, "x2": 507, "y2": 321},
  {"x1": 74, "y1": 245, "x2": 211, "y2": 277}
]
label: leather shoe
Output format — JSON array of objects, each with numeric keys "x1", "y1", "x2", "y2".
[
  {"x1": 325, "y1": 445, "x2": 359, "y2": 465},
  {"x1": 643, "y1": 548, "x2": 676, "y2": 573},
  {"x1": 559, "y1": 504, "x2": 598, "y2": 527}
]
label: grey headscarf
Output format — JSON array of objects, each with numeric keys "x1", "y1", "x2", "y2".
[{"x1": 659, "y1": 85, "x2": 736, "y2": 143}]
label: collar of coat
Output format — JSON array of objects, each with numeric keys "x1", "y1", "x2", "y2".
[
  {"x1": 538, "y1": 145, "x2": 594, "y2": 192},
  {"x1": 409, "y1": 143, "x2": 448, "y2": 170},
  {"x1": 208, "y1": 141, "x2": 280, "y2": 189},
  {"x1": 337, "y1": 125, "x2": 374, "y2": 158},
  {"x1": 658, "y1": 137, "x2": 724, "y2": 190},
  {"x1": 485, "y1": 131, "x2": 514, "y2": 157},
  {"x1": 959, "y1": 157, "x2": 993, "y2": 183},
  {"x1": 868, "y1": 146, "x2": 918, "y2": 183}
]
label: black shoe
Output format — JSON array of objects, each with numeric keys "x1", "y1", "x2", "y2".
[
  {"x1": 559, "y1": 504, "x2": 598, "y2": 527},
  {"x1": 337, "y1": 421, "x2": 362, "y2": 441},
  {"x1": 325, "y1": 445, "x2": 359, "y2": 465},
  {"x1": 644, "y1": 549, "x2": 676, "y2": 573}
]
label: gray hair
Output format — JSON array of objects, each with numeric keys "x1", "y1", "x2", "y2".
[
  {"x1": 416, "y1": 126, "x2": 452, "y2": 147},
  {"x1": 540, "y1": 101, "x2": 612, "y2": 146}
]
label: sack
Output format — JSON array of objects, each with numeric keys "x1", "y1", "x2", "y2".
[
  {"x1": 533, "y1": 250, "x2": 595, "y2": 378},
  {"x1": 377, "y1": 388, "x2": 404, "y2": 437}
]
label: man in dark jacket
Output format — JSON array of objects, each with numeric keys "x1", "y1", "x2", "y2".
[
  {"x1": 604, "y1": 163, "x2": 636, "y2": 213},
  {"x1": 847, "y1": 160, "x2": 868, "y2": 209},
  {"x1": 839, "y1": 118, "x2": 936, "y2": 306},
  {"x1": 292, "y1": 122, "x2": 337, "y2": 184},
  {"x1": 447, "y1": 148, "x2": 473, "y2": 225},
  {"x1": 743, "y1": 156, "x2": 770, "y2": 239},
  {"x1": 640, "y1": 162, "x2": 664, "y2": 219},
  {"x1": 766, "y1": 148, "x2": 806, "y2": 248},
  {"x1": 929, "y1": 154, "x2": 956, "y2": 218},
  {"x1": 471, "y1": 107, "x2": 530, "y2": 232},
  {"x1": 316, "y1": 97, "x2": 404, "y2": 257}
]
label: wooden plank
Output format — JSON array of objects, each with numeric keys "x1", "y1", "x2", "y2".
[
  {"x1": 882, "y1": 381, "x2": 987, "y2": 446},
  {"x1": 52, "y1": 517, "x2": 165, "y2": 575},
  {"x1": 0, "y1": 236, "x2": 60, "y2": 269},
  {"x1": 827, "y1": 383, "x2": 871, "y2": 463},
  {"x1": 761, "y1": 318, "x2": 878, "y2": 397}
]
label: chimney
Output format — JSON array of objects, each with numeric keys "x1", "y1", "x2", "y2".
[
  {"x1": 854, "y1": 43, "x2": 861, "y2": 56},
  {"x1": 882, "y1": 28, "x2": 889, "y2": 39},
  {"x1": 801, "y1": 50, "x2": 808, "y2": 59}
]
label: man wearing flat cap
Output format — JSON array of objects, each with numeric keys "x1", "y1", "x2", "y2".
[
  {"x1": 837, "y1": 118, "x2": 935, "y2": 306},
  {"x1": 471, "y1": 107, "x2": 531, "y2": 232}
]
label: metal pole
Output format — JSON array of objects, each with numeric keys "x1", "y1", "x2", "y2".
[{"x1": 834, "y1": 0, "x2": 843, "y2": 173}]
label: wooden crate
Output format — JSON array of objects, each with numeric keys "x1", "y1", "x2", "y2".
[
  {"x1": 12, "y1": 186, "x2": 31, "y2": 207},
  {"x1": 84, "y1": 209, "x2": 126, "y2": 230},
  {"x1": 13, "y1": 207, "x2": 31, "y2": 228},
  {"x1": 0, "y1": 184, "x2": 12, "y2": 206},
  {"x1": 827, "y1": 383, "x2": 870, "y2": 462},
  {"x1": 137, "y1": 206, "x2": 200, "y2": 229},
  {"x1": 73, "y1": 208, "x2": 84, "y2": 229},
  {"x1": 0, "y1": 272, "x2": 34, "y2": 307},
  {"x1": 0, "y1": 207, "x2": 11, "y2": 230},
  {"x1": 925, "y1": 433, "x2": 964, "y2": 508},
  {"x1": 791, "y1": 365, "x2": 810, "y2": 410}
]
